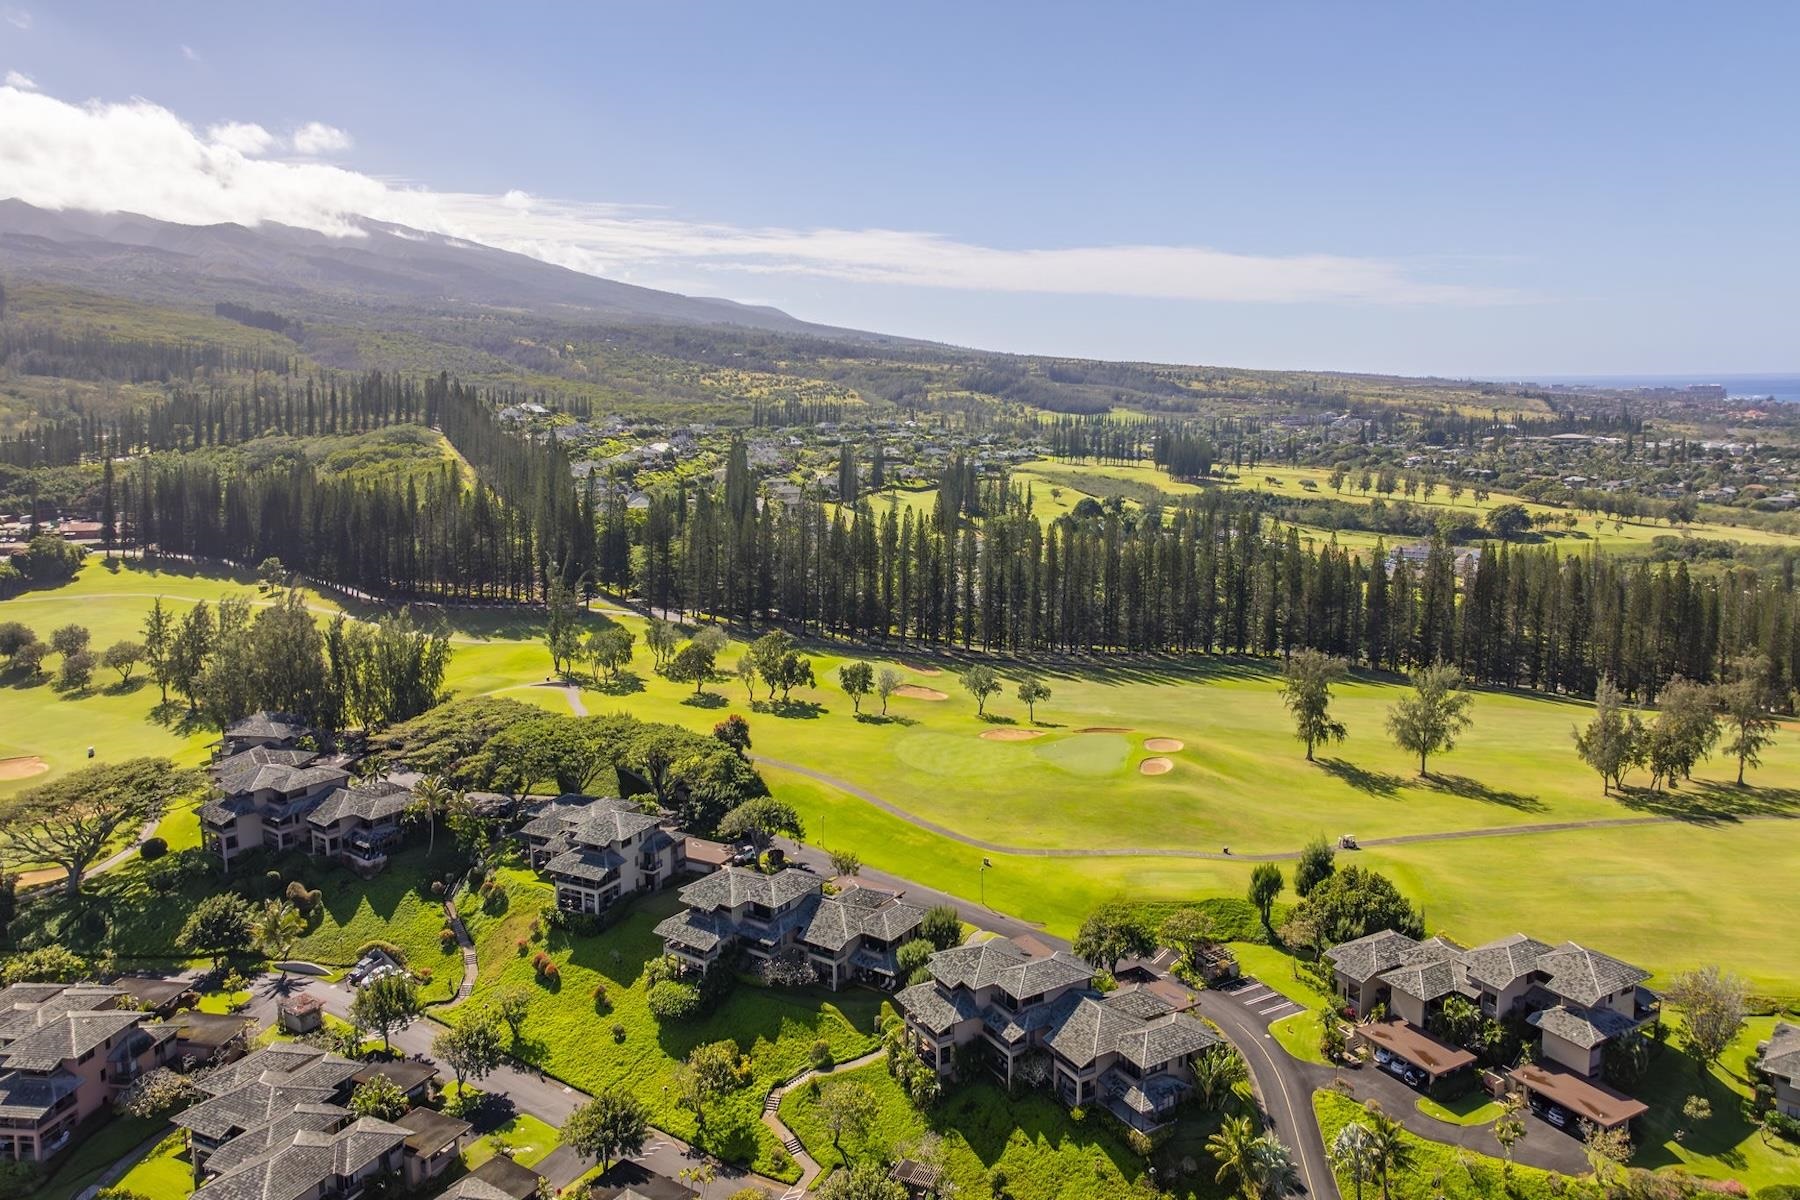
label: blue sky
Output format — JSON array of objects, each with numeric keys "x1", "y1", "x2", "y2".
[{"x1": 2, "y1": 1, "x2": 1797, "y2": 377}]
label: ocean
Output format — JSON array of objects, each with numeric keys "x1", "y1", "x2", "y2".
[{"x1": 1526, "y1": 374, "x2": 1800, "y2": 403}]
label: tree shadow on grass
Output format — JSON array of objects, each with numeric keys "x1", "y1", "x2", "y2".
[
  {"x1": 1614, "y1": 780, "x2": 1800, "y2": 824},
  {"x1": 854, "y1": 713, "x2": 916, "y2": 727},
  {"x1": 102, "y1": 677, "x2": 149, "y2": 698},
  {"x1": 760, "y1": 700, "x2": 826, "y2": 720},
  {"x1": 1423, "y1": 773, "x2": 1545, "y2": 813},
  {"x1": 979, "y1": 713, "x2": 1017, "y2": 725},
  {"x1": 1317, "y1": 757, "x2": 1405, "y2": 798},
  {"x1": 590, "y1": 672, "x2": 645, "y2": 697},
  {"x1": 681, "y1": 693, "x2": 729, "y2": 710}
]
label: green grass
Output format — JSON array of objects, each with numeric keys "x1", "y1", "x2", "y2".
[
  {"x1": 2, "y1": 843, "x2": 461, "y2": 1004},
  {"x1": 110, "y1": 1131, "x2": 193, "y2": 1200},
  {"x1": 1626, "y1": 1015, "x2": 1800, "y2": 1190},
  {"x1": 196, "y1": 989, "x2": 251, "y2": 1014},
  {"x1": 1315, "y1": 1089, "x2": 1564, "y2": 1200},
  {"x1": 28, "y1": 1114, "x2": 163, "y2": 1200},
  {"x1": 1416, "y1": 1094, "x2": 1505, "y2": 1126},
  {"x1": 778, "y1": 1062, "x2": 1231, "y2": 1200},
  {"x1": 457, "y1": 874, "x2": 883, "y2": 1181},
  {"x1": 447, "y1": 1085, "x2": 562, "y2": 1170}
]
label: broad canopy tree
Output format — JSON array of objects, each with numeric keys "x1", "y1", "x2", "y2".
[{"x1": 0, "y1": 758, "x2": 201, "y2": 898}]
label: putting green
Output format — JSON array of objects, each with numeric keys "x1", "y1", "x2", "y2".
[{"x1": 1033, "y1": 733, "x2": 1130, "y2": 776}]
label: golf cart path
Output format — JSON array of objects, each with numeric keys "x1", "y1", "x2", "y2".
[{"x1": 751, "y1": 755, "x2": 1790, "y2": 861}]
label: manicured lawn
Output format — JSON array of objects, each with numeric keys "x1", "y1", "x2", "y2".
[
  {"x1": 2, "y1": 843, "x2": 460, "y2": 1004},
  {"x1": 458, "y1": 874, "x2": 884, "y2": 1181},
  {"x1": 778, "y1": 1062, "x2": 1233, "y2": 1200},
  {"x1": 111, "y1": 1131, "x2": 193, "y2": 1200},
  {"x1": 1416, "y1": 1094, "x2": 1504, "y2": 1127},
  {"x1": 1315, "y1": 1089, "x2": 1564, "y2": 1200},
  {"x1": 196, "y1": 989, "x2": 251, "y2": 1014},
  {"x1": 1626, "y1": 1014, "x2": 1800, "y2": 1190},
  {"x1": 11, "y1": 560, "x2": 1800, "y2": 1003},
  {"x1": 29, "y1": 1114, "x2": 163, "y2": 1200},
  {"x1": 449, "y1": 1085, "x2": 561, "y2": 1170}
]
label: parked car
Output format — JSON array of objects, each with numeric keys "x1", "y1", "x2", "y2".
[
  {"x1": 1373, "y1": 1047, "x2": 1395, "y2": 1067},
  {"x1": 1544, "y1": 1105, "x2": 1570, "y2": 1130},
  {"x1": 1402, "y1": 1066, "x2": 1427, "y2": 1088}
]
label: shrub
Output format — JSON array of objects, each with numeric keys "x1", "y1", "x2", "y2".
[
  {"x1": 808, "y1": 1039, "x2": 832, "y2": 1069},
  {"x1": 138, "y1": 837, "x2": 168, "y2": 861},
  {"x1": 354, "y1": 940, "x2": 408, "y2": 966},
  {"x1": 516, "y1": 938, "x2": 529, "y2": 956},
  {"x1": 439, "y1": 928, "x2": 458, "y2": 951},
  {"x1": 431, "y1": 880, "x2": 446, "y2": 897},
  {"x1": 759, "y1": 945, "x2": 816, "y2": 987},
  {"x1": 415, "y1": 966, "x2": 434, "y2": 983},
  {"x1": 264, "y1": 869, "x2": 283, "y2": 895},
  {"x1": 611, "y1": 1022, "x2": 627, "y2": 1043},
  {"x1": 591, "y1": 983, "x2": 608, "y2": 1008},
  {"x1": 646, "y1": 979, "x2": 703, "y2": 1021}
]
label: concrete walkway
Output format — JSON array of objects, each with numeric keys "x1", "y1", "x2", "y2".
[
  {"x1": 759, "y1": 1049, "x2": 887, "y2": 1198},
  {"x1": 438, "y1": 895, "x2": 479, "y2": 1009},
  {"x1": 242, "y1": 973, "x2": 794, "y2": 1198}
]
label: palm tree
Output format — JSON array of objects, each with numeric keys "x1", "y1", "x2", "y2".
[
  {"x1": 1363, "y1": 1103, "x2": 1413, "y2": 1200},
  {"x1": 1245, "y1": 1134, "x2": 1298, "y2": 1200},
  {"x1": 1207, "y1": 1113, "x2": 1258, "y2": 1197},
  {"x1": 1193, "y1": 1045, "x2": 1250, "y2": 1112},
  {"x1": 254, "y1": 899, "x2": 306, "y2": 982},
  {"x1": 351, "y1": 753, "x2": 388, "y2": 783},
  {"x1": 409, "y1": 775, "x2": 453, "y2": 856},
  {"x1": 1330, "y1": 1122, "x2": 1379, "y2": 1200}
]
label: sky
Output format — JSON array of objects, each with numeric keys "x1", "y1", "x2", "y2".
[{"x1": 1, "y1": 1, "x2": 1797, "y2": 378}]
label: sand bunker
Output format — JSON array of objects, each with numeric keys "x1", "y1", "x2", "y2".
[
  {"x1": 1139, "y1": 757, "x2": 1174, "y2": 776},
  {"x1": 898, "y1": 661, "x2": 942, "y2": 676},
  {"x1": 0, "y1": 756, "x2": 48, "y2": 782},
  {"x1": 1143, "y1": 738, "x2": 1184, "y2": 753},
  {"x1": 1077, "y1": 726, "x2": 1133, "y2": 734},
  {"x1": 980, "y1": 728, "x2": 1046, "y2": 742},
  {"x1": 894, "y1": 684, "x2": 949, "y2": 701}
]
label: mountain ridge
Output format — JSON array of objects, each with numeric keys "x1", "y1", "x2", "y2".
[{"x1": 0, "y1": 199, "x2": 892, "y2": 341}]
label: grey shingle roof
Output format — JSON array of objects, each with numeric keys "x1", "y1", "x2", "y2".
[
  {"x1": 1325, "y1": 929, "x2": 1428, "y2": 985},
  {"x1": 1043, "y1": 991, "x2": 1219, "y2": 1069},
  {"x1": 800, "y1": 892, "x2": 924, "y2": 953},
  {"x1": 214, "y1": 761, "x2": 349, "y2": 801},
  {"x1": 1528, "y1": 1004, "x2": 1639, "y2": 1049},
  {"x1": 204, "y1": 1104, "x2": 349, "y2": 1174},
  {"x1": 653, "y1": 910, "x2": 727, "y2": 953},
  {"x1": 307, "y1": 779, "x2": 413, "y2": 827},
  {"x1": 897, "y1": 982, "x2": 981, "y2": 1034},
  {"x1": 1462, "y1": 934, "x2": 1556, "y2": 988},
  {"x1": 1535, "y1": 943, "x2": 1651, "y2": 1007},
  {"x1": 194, "y1": 1117, "x2": 407, "y2": 1200},
  {"x1": 925, "y1": 938, "x2": 1093, "y2": 998},
  {"x1": 213, "y1": 747, "x2": 319, "y2": 792},
  {"x1": 1761, "y1": 1021, "x2": 1800, "y2": 1085},
  {"x1": 677, "y1": 867, "x2": 820, "y2": 912},
  {"x1": 0, "y1": 1068, "x2": 79, "y2": 1120},
  {"x1": 546, "y1": 847, "x2": 625, "y2": 884},
  {"x1": 0, "y1": 1009, "x2": 142, "y2": 1071},
  {"x1": 441, "y1": 1156, "x2": 544, "y2": 1200},
  {"x1": 178, "y1": 1046, "x2": 361, "y2": 1140},
  {"x1": 396, "y1": 1106, "x2": 472, "y2": 1154},
  {"x1": 225, "y1": 712, "x2": 311, "y2": 741}
]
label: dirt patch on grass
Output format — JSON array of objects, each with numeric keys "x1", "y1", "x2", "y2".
[
  {"x1": 1077, "y1": 726, "x2": 1133, "y2": 734},
  {"x1": 1143, "y1": 738, "x2": 1184, "y2": 753},
  {"x1": 1138, "y1": 757, "x2": 1174, "y2": 776},
  {"x1": 0, "y1": 756, "x2": 48, "y2": 782},
  {"x1": 898, "y1": 662, "x2": 942, "y2": 676},
  {"x1": 893, "y1": 684, "x2": 949, "y2": 701},
  {"x1": 979, "y1": 728, "x2": 1046, "y2": 742}
]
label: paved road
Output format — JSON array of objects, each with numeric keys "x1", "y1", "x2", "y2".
[
  {"x1": 241, "y1": 974, "x2": 791, "y2": 1198},
  {"x1": 771, "y1": 837, "x2": 1339, "y2": 1200}
]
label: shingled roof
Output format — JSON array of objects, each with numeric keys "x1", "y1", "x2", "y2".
[
  {"x1": 1528, "y1": 1004, "x2": 1640, "y2": 1050},
  {"x1": 924, "y1": 937, "x2": 1094, "y2": 998},
  {"x1": 800, "y1": 889, "x2": 925, "y2": 952},
  {"x1": 213, "y1": 747, "x2": 319, "y2": 792},
  {"x1": 1761, "y1": 1021, "x2": 1800, "y2": 1085},
  {"x1": 1042, "y1": 990, "x2": 1218, "y2": 1070},
  {"x1": 224, "y1": 712, "x2": 311, "y2": 742},
  {"x1": 177, "y1": 1046, "x2": 362, "y2": 1141},
  {"x1": 193, "y1": 1117, "x2": 408, "y2": 1200},
  {"x1": 1324, "y1": 929, "x2": 1424, "y2": 985},
  {"x1": 676, "y1": 866, "x2": 820, "y2": 912},
  {"x1": 1535, "y1": 943, "x2": 1652, "y2": 1007},
  {"x1": 1462, "y1": 934, "x2": 1556, "y2": 988},
  {"x1": 0, "y1": 1009, "x2": 144, "y2": 1071},
  {"x1": 308, "y1": 779, "x2": 414, "y2": 827}
]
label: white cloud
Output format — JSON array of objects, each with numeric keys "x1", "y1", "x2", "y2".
[
  {"x1": 2, "y1": 8, "x2": 29, "y2": 30},
  {"x1": 205, "y1": 120, "x2": 274, "y2": 156},
  {"x1": 180, "y1": 44, "x2": 199, "y2": 62},
  {"x1": 3, "y1": 70, "x2": 34, "y2": 90},
  {"x1": 291, "y1": 121, "x2": 350, "y2": 155},
  {"x1": 0, "y1": 84, "x2": 1513, "y2": 306}
]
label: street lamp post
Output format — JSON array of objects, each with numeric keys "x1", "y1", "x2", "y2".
[{"x1": 979, "y1": 857, "x2": 992, "y2": 907}]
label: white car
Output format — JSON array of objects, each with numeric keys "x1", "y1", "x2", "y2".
[{"x1": 1373, "y1": 1047, "x2": 1395, "y2": 1067}]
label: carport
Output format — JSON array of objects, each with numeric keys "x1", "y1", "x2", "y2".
[
  {"x1": 1510, "y1": 1061, "x2": 1648, "y2": 1131},
  {"x1": 1356, "y1": 1018, "x2": 1477, "y2": 1088}
]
